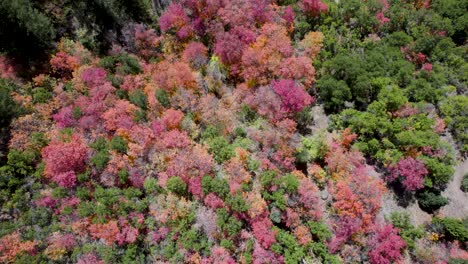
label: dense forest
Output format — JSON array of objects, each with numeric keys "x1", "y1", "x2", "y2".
[{"x1": 0, "y1": 0, "x2": 467, "y2": 263}]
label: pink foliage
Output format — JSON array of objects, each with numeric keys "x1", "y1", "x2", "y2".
[
  {"x1": 53, "y1": 106, "x2": 75, "y2": 128},
  {"x1": 422, "y1": 62, "x2": 433, "y2": 72},
  {"x1": 41, "y1": 135, "x2": 88, "y2": 179},
  {"x1": 298, "y1": 178, "x2": 322, "y2": 218},
  {"x1": 209, "y1": 246, "x2": 236, "y2": 264},
  {"x1": 160, "y1": 130, "x2": 191, "y2": 149},
  {"x1": 121, "y1": 75, "x2": 145, "y2": 92},
  {"x1": 253, "y1": 242, "x2": 282, "y2": 264},
  {"x1": 35, "y1": 196, "x2": 58, "y2": 208},
  {"x1": 159, "y1": 3, "x2": 193, "y2": 40},
  {"x1": 388, "y1": 157, "x2": 427, "y2": 191},
  {"x1": 302, "y1": 0, "x2": 328, "y2": 16},
  {"x1": 282, "y1": 6, "x2": 295, "y2": 28},
  {"x1": 53, "y1": 171, "x2": 77, "y2": 188},
  {"x1": 279, "y1": 56, "x2": 316, "y2": 87},
  {"x1": 76, "y1": 253, "x2": 104, "y2": 264},
  {"x1": 245, "y1": 85, "x2": 285, "y2": 121},
  {"x1": 376, "y1": 12, "x2": 390, "y2": 25},
  {"x1": 133, "y1": 24, "x2": 160, "y2": 59},
  {"x1": 182, "y1": 42, "x2": 208, "y2": 68},
  {"x1": 272, "y1": 79, "x2": 314, "y2": 113},
  {"x1": 48, "y1": 233, "x2": 76, "y2": 251},
  {"x1": 252, "y1": 217, "x2": 276, "y2": 249},
  {"x1": 81, "y1": 67, "x2": 107, "y2": 88},
  {"x1": 101, "y1": 100, "x2": 138, "y2": 131},
  {"x1": 50, "y1": 51, "x2": 79, "y2": 75},
  {"x1": 0, "y1": 56, "x2": 16, "y2": 80},
  {"x1": 367, "y1": 224, "x2": 406, "y2": 264},
  {"x1": 214, "y1": 31, "x2": 247, "y2": 66},
  {"x1": 204, "y1": 193, "x2": 225, "y2": 210},
  {"x1": 116, "y1": 225, "x2": 139, "y2": 245},
  {"x1": 161, "y1": 108, "x2": 184, "y2": 129}
]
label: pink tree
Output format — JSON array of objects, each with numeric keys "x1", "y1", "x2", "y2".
[
  {"x1": 301, "y1": 0, "x2": 328, "y2": 16},
  {"x1": 41, "y1": 135, "x2": 88, "y2": 187},
  {"x1": 271, "y1": 79, "x2": 314, "y2": 114},
  {"x1": 388, "y1": 157, "x2": 428, "y2": 191},
  {"x1": 367, "y1": 224, "x2": 406, "y2": 264}
]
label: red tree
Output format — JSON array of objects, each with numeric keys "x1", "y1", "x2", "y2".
[
  {"x1": 388, "y1": 157, "x2": 427, "y2": 191},
  {"x1": 367, "y1": 224, "x2": 406, "y2": 264}
]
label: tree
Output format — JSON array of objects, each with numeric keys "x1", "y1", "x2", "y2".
[
  {"x1": 367, "y1": 224, "x2": 406, "y2": 264},
  {"x1": 272, "y1": 79, "x2": 314, "y2": 114},
  {"x1": 41, "y1": 134, "x2": 88, "y2": 184},
  {"x1": 159, "y1": 3, "x2": 193, "y2": 40},
  {"x1": 388, "y1": 157, "x2": 428, "y2": 191}
]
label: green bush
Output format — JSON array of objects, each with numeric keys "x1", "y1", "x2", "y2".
[
  {"x1": 434, "y1": 217, "x2": 468, "y2": 242},
  {"x1": 110, "y1": 135, "x2": 127, "y2": 153},
  {"x1": 166, "y1": 176, "x2": 187, "y2": 196},
  {"x1": 417, "y1": 191, "x2": 448, "y2": 213},
  {"x1": 155, "y1": 89, "x2": 170, "y2": 108},
  {"x1": 462, "y1": 173, "x2": 468, "y2": 192},
  {"x1": 207, "y1": 136, "x2": 235, "y2": 163}
]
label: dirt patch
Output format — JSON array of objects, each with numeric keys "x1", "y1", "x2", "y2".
[{"x1": 439, "y1": 159, "x2": 468, "y2": 219}]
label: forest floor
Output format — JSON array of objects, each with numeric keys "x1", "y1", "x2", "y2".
[{"x1": 440, "y1": 158, "x2": 468, "y2": 219}]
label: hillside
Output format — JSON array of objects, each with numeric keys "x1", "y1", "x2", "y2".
[{"x1": 0, "y1": 0, "x2": 467, "y2": 263}]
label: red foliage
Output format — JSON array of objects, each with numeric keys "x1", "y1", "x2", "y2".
[
  {"x1": 272, "y1": 79, "x2": 314, "y2": 114},
  {"x1": 53, "y1": 106, "x2": 75, "y2": 128},
  {"x1": 301, "y1": 0, "x2": 328, "y2": 16},
  {"x1": 214, "y1": 31, "x2": 246, "y2": 66},
  {"x1": 204, "y1": 193, "x2": 225, "y2": 210},
  {"x1": 244, "y1": 85, "x2": 285, "y2": 121},
  {"x1": 253, "y1": 242, "x2": 283, "y2": 264},
  {"x1": 152, "y1": 60, "x2": 197, "y2": 91},
  {"x1": 76, "y1": 253, "x2": 104, "y2": 264},
  {"x1": 132, "y1": 24, "x2": 161, "y2": 59},
  {"x1": 161, "y1": 108, "x2": 184, "y2": 129},
  {"x1": 50, "y1": 51, "x2": 79, "y2": 76},
  {"x1": 422, "y1": 62, "x2": 433, "y2": 72},
  {"x1": 376, "y1": 12, "x2": 390, "y2": 25},
  {"x1": 0, "y1": 232, "x2": 37, "y2": 263},
  {"x1": 251, "y1": 217, "x2": 277, "y2": 249},
  {"x1": 367, "y1": 224, "x2": 406, "y2": 264},
  {"x1": 88, "y1": 220, "x2": 120, "y2": 245},
  {"x1": 0, "y1": 55, "x2": 17, "y2": 80},
  {"x1": 388, "y1": 157, "x2": 427, "y2": 191},
  {"x1": 278, "y1": 56, "x2": 316, "y2": 87},
  {"x1": 182, "y1": 42, "x2": 208, "y2": 68},
  {"x1": 102, "y1": 100, "x2": 138, "y2": 131},
  {"x1": 160, "y1": 130, "x2": 191, "y2": 149},
  {"x1": 120, "y1": 74, "x2": 145, "y2": 92},
  {"x1": 241, "y1": 23, "x2": 293, "y2": 84},
  {"x1": 41, "y1": 135, "x2": 88, "y2": 180},
  {"x1": 53, "y1": 171, "x2": 77, "y2": 188},
  {"x1": 298, "y1": 178, "x2": 322, "y2": 219},
  {"x1": 159, "y1": 3, "x2": 193, "y2": 40},
  {"x1": 81, "y1": 67, "x2": 107, "y2": 88}
]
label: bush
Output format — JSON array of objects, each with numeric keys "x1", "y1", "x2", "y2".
[
  {"x1": 110, "y1": 136, "x2": 127, "y2": 153},
  {"x1": 166, "y1": 176, "x2": 187, "y2": 196},
  {"x1": 206, "y1": 136, "x2": 234, "y2": 163},
  {"x1": 434, "y1": 217, "x2": 468, "y2": 242},
  {"x1": 417, "y1": 191, "x2": 448, "y2": 213},
  {"x1": 462, "y1": 173, "x2": 468, "y2": 192}
]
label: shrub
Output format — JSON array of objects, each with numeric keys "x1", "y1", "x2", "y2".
[
  {"x1": 166, "y1": 176, "x2": 187, "y2": 196},
  {"x1": 110, "y1": 136, "x2": 127, "y2": 153},
  {"x1": 462, "y1": 173, "x2": 468, "y2": 192},
  {"x1": 434, "y1": 217, "x2": 468, "y2": 242},
  {"x1": 417, "y1": 191, "x2": 448, "y2": 213}
]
